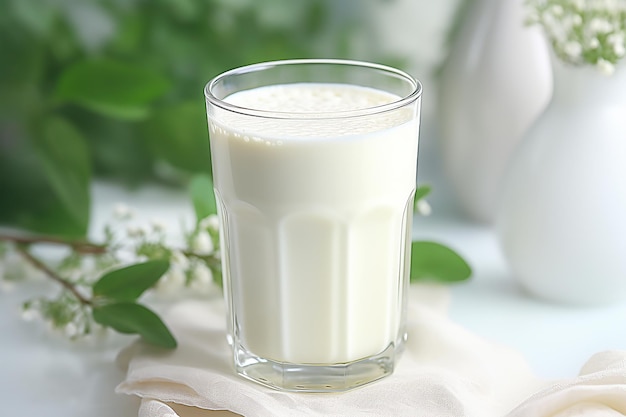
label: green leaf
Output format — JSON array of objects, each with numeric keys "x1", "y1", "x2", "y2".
[
  {"x1": 0, "y1": 116, "x2": 91, "y2": 237},
  {"x1": 189, "y1": 174, "x2": 217, "y2": 222},
  {"x1": 33, "y1": 117, "x2": 91, "y2": 235},
  {"x1": 93, "y1": 260, "x2": 170, "y2": 302},
  {"x1": 55, "y1": 59, "x2": 170, "y2": 120},
  {"x1": 141, "y1": 101, "x2": 211, "y2": 174},
  {"x1": 92, "y1": 302, "x2": 177, "y2": 349},
  {"x1": 410, "y1": 241, "x2": 471, "y2": 283},
  {"x1": 79, "y1": 115, "x2": 155, "y2": 185},
  {"x1": 414, "y1": 184, "x2": 432, "y2": 205}
]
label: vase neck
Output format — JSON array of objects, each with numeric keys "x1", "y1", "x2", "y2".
[{"x1": 550, "y1": 55, "x2": 626, "y2": 104}]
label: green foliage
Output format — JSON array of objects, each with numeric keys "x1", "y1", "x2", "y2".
[
  {"x1": 142, "y1": 102, "x2": 212, "y2": 174},
  {"x1": 410, "y1": 241, "x2": 472, "y2": 283},
  {"x1": 90, "y1": 257, "x2": 177, "y2": 349},
  {"x1": 0, "y1": 116, "x2": 91, "y2": 237},
  {"x1": 93, "y1": 302, "x2": 177, "y2": 349},
  {"x1": 36, "y1": 117, "x2": 92, "y2": 232},
  {"x1": 414, "y1": 185, "x2": 432, "y2": 207},
  {"x1": 93, "y1": 259, "x2": 170, "y2": 302},
  {"x1": 190, "y1": 174, "x2": 218, "y2": 222},
  {"x1": 55, "y1": 59, "x2": 171, "y2": 120},
  {"x1": 0, "y1": 0, "x2": 375, "y2": 238}
]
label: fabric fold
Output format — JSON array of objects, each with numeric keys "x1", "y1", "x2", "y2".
[
  {"x1": 117, "y1": 286, "x2": 626, "y2": 416},
  {"x1": 506, "y1": 350, "x2": 626, "y2": 417},
  {"x1": 117, "y1": 285, "x2": 552, "y2": 416}
]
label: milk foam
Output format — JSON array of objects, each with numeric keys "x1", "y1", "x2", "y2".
[
  {"x1": 225, "y1": 83, "x2": 398, "y2": 113},
  {"x1": 213, "y1": 83, "x2": 411, "y2": 139}
]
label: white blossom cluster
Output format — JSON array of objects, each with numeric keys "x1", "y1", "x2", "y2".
[
  {"x1": 527, "y1": 0, "x2": 626, "y2": 75},
  {"x1": 111, "y1": 203, "x2": 222, "y2": 298},
  {"x1": 2, "y1": 203, "x2": 223, "y2": 341},
  {"x1": 156, "y1": 214, "x2": 222, "y2": 297}
]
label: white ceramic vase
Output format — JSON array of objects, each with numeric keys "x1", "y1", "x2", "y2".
[
  {"x1": 438, "y1": 0, "x2": 552, "y2": 223},
  {"x1": 496, "y1": 56, "x2": 626, "y2": 305}
]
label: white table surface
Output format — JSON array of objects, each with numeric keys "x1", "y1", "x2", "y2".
[{"x1": 2, "y1": 181, "x2": 626, "y2": 417}]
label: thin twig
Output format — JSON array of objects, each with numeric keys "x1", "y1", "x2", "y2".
[
  {"x1": 182, "y1": 250, "x2": 222, "y2": 269},
  {"x1": 0, "y1": 233, "x2": 107, "y2": 254},
  {"x1": 16, "y1": 246, "x2": 92, "y2": 306}
]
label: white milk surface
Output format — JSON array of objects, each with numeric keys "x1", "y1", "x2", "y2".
[{"x1": 209, "y1": 83, "x2": 419, "y2": 364}]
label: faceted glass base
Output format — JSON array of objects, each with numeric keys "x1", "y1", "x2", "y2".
[{"x1": 233, "y1": 342, "x2": 400, "y2": 392}]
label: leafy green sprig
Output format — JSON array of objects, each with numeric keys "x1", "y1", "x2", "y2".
[
  {"x1": 0, "y1": 174, "x2": 222, "y2": 348},
  {"x1": 0, "y1": 179, "x2": 471, "y2": 349}
]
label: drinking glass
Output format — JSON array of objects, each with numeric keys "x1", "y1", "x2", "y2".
[{"x1": 204, "y1": 59, "x2": 422, "y2": 392}]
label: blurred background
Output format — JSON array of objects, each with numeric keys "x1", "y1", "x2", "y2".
[
  {"x1": 0, "y1": 0, "x2": 465, "y2": 238},
  {"x1": 4, "y1": 1, "x2": 626, "y2": 399}
]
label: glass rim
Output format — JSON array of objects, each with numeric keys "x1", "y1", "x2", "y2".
[{"x1": 204, "y1": 59, "x2": 422, "y2": 120}]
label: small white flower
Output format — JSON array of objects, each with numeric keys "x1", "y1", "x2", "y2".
[
  {"x1": 199, "y1": 215, "x2": 220, "y2": 232},
  {"x1": 415, "y1": 199, "x2": 432, "y2": 217},
  {"x1": 157, "y1": 266, "x2": 186, "y2": 294},
  {"x1": 589, "y1": 37, "x2": 600, "y2": 49},
  {"x1": 64, "y1": 322, "x2": 79, "y2": 338},
  {"x1": 564, "y1": 41, "x2": 583, "y2": 58},
  {"x1": 542, "y1": 12, "x2": 559, "y2": 34},
  {"x1": 608, "y1": 32, "x2": 626, "y2": 56},
  {"x1": 113, "y1": 203, "x2": 135, "y2": 220},
  {"x1": 126, "y1": 225, "x2": 146, "y2": 238},
  {"x1": 589, "y1": 18, "x2": 613, "y2": 34},
  {"x1": 192, "y1": 231, "x2": 214, "y2": 255},
  {"x1": 150, "y1": 218, "x2": 167, "y2": 233},
  {"x1": 550, "y1": 4, "x2": 563, "y2": 16},
  {"x1": 170, "y1": 250, "x2": 190, "y2": 269},
  {"x1": 190, "y1": 263, "x2": 216, "y2": 295},
  {"x1": 169, "y1": 266, "x2": 187, "y2": 285},
  {"x1": 192, "y1": 263, "x2": 212, "y2": 285},
  {"x1": 21, "y1": 307, "x2": 40, "y2": 322},
  {"x1": 607, "y1": 32, "x2": 624, "y2": 44},
  {"x1": 571, "y1": 14, "x2": 583, "y2": 26},
  {"x1": 597, "y1": 58, "x2": 616, "y2": 75}
]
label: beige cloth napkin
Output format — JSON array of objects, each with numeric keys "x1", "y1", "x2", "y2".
[
  {"x1": 116, "y1": 286, "x2": 626, "y2": 417},
  {"x1": 507, "y1": 350, "x2": 626, "y2": 417}
]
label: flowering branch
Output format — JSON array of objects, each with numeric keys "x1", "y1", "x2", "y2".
[
  {"x1": 0, "y1": 177, "x2": 469, "y2": 348},
  {"x1": 0, "y1": 180, "x2": 224, "y2": 345},
  {"x1": 527, "y1": 0, "x2": 626, "y2": 74}
]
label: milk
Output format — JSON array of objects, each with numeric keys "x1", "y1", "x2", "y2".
[{"x1": 208, "y1": 83, "x2": 419, "y2": 365}]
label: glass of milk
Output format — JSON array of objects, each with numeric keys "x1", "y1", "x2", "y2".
[{"x1": 204, "y1": 59, "x2": 422, "y2": 392}]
